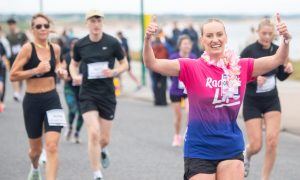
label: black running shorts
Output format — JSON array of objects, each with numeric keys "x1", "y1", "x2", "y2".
[
  {"x1": 184, "y1": 153, "x2": 244, "y2": 180},
  {"x1": 243, "y1": 95, "x2": 281, "y2": 121},
  {"x1": 170, "y1": 94, "x2": 187, "y2": 103},
  {"x1": 23, "y1": 90, "x2": 63, "y2": 139},
  {"x1": 79, "y1": 97, "x2": 116, "y2": 120}
]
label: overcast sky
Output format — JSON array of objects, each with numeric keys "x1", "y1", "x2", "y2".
[{"x1": 0, "y1": 0, "x2": 299, "y2": 15}]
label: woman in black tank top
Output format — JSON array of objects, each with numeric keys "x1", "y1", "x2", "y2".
[{"x1": 9, "y1": 13, "x2": 67, "y2": 180}]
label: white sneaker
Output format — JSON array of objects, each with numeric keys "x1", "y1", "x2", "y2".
[
  {"x1": 172, "y1": 135, "x2": 182, "y2": 147},
  {"x1": 65, "y1": 128, "x2": 72, "y2": 141},
  {"x1": 101, "y1": 148, "x2": 110, "y2": 169},
  {"x1": 39, "y1": 149, "x2": 46, "y2": 165},
  {"x1": 13, "y1": 92, "x2": 22, "y2": 102},
  {"x1": 27, "y1": 165, "x2": 42, "y2": 180}
]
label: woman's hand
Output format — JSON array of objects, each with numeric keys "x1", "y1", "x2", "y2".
[
  {"x1": 276, "y1": 13, "x2": 291, "y2": 41},
  {"x1": 56, "y1": 68, "x2": 68, "y2": 80},
  {"x1": 284, "y1": 62, "x2": 294, "y2": 74},
  {"x1": 35, "y1": 61, "x2": 51, "y2": 74},
  {"x1": 145, "y1": 16, "x2": 158, "y2": 41}
]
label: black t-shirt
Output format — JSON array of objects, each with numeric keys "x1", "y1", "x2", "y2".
[
  {"x1": 73, "y1": 33, "x2": 124, "y2": 100},
  {"x1": 0, "y1": 42, "x2": 7, "y2": 69},
  {"x1": 240, "y1": 41, "x2": 290, "y2": 97},
  {"x1": 6, "y1": 31, "x2": 28, "y2": 60}
]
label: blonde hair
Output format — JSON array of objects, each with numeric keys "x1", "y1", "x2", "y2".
[
  {"x1": 257, "y1": 18, "x2": 275, "y2": 31},
  {"x1": 200, "y1": 18, "x2": 226, "y2": 36},
  {"x1": 31, "y1": 13, "x2": 52, "y2": 27}
]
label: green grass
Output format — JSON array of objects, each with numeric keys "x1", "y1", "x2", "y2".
[{"x1": 290, "y1": 60, "x2": 300, "y2": 80}]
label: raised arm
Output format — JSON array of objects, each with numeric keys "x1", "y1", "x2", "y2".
[
  {"x1": 252, "y1": 13, "x2": 291, "y2": 77},
  {"x1": 143, "y1": 16, "x2": 180, "y2": 77}
]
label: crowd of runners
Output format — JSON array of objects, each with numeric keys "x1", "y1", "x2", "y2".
[{"x1": 0, "y1": 9, "x2": 294, "y2": 180}]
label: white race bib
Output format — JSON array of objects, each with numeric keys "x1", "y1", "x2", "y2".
[
  {"x1": 12, "y1": 44, "x2": 22, "y2": 55},
  {"x1": 256, "y1": 75, "x2": 276, "y2": 93},
  {"x1": 87, "y1": 62, "x2": 109, "y2": 79},
  {"x1": 46, "y1": 109, "x2": 67, "y2": 127}
]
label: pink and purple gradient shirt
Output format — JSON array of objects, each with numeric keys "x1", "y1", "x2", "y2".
[{"x1": 179, "y1": 57, "x2": 254, "y2": 160}]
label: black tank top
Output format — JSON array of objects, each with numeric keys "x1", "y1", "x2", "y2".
[{"x1": 24, "y1": 42, "x2": 56, "y2": 79}]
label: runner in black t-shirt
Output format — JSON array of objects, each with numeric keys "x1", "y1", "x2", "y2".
[
  {"x1": 70, "y1": 10, "x2": 128, "y2": 180},
  {"x1": 0, "y1": 41, "x2": 8, "y2": 112},
  {"x1": 240, "y1": 18, "x2": 293, "y2": 179},
  {"x1": 6, "y1": 18, "x2": 28, "y2": 102}
]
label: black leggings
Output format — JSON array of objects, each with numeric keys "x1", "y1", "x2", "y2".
[
  {"x1": 23, "y1": 89, "x2": 63, "y2": 139},
  {"x1": 0, "y1": 65, "x2": 6, "y2": 102}
]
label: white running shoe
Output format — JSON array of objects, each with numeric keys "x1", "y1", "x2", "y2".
[
  {"x1": 172, "y1": 135, "x2": 182, "y2": 147},
  {"x1": 27, "y1": 165, "x2": 42, "y2": 180},
  {"x1": 101, "y1": 148, "x2": 110, "y2": 169},
  {"x1": 65, "y1": 128, "x2": 72, "y2": 141},
  {"x1": 39, "y1": 149, "x2": 46, "y2": 165}
]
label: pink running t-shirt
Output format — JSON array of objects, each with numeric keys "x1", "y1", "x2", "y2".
[{"x1": 179, "y1": 57, "x2": 254, "y2": 160}]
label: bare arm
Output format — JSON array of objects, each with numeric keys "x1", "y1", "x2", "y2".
[
  {"x1": 143, "y1": 16, "x2": 180, "y2": 77},
  {"x1": 69, "y1": 59, "x2": 80, "y2": 79},
  {"x1": 252, "y1": 13, "x2": 291, "y2": 77},
  {"x1": 10, "y1": 43, "x2": 38, "y2": 81}
]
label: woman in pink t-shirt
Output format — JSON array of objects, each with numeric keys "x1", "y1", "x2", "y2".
[{"x1": 143, "y1": 14, "x2": 291, "y2": 180}]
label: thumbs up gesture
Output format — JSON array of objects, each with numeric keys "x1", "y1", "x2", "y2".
[
  {"x1": 145, "y1": 16, "x2": 159, "y2": 40},
  {"x1": 276, "y1": 13, "x2": 291, "y2": 41}
]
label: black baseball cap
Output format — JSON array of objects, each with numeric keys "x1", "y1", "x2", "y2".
[{"x1": 7, "y1": 18, "x2": 17, "y2": 24}]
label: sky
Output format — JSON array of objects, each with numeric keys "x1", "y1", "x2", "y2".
[{"x1": 0, "y1": 0, "x2": 300, "y2": 15}]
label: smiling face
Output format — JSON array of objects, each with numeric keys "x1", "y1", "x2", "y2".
[
  {"x1": 31, "y1": 16, "x2": 50, "y2": 41},
  {"x1": 201, "y1": 20, "x2": 227, "y2": 59},
  {"x1": 257, "y1": 24, "x2": 275, "y2": 49}
]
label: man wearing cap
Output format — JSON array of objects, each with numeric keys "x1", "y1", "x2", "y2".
[
  {"x1": 6, "y1": 18, "x2": 28, "y2": 102},
  {"x1": 70, "y1": 9, "x2": 128, "y2": 180}
]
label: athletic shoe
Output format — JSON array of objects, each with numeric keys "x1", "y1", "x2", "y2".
[
  {"x1": 39, "y1": 149, "x2": 46, "y2": 165},
  {"x1": 172, "y1": 135, "x2": 182, "y2": 147},
  {"x1": 135, "y1": 85, "x2": 142, "y2": 91},
  {"x1": 65, "y1": 128, "x2": 72, "y2": 141},
  {"x1": 13, "y1": 92, "x2": 22, "y2": 102},
  {"x1": 27, "y1": 166, "x2": 42, "y2": 180},
  {"x1": 74, "y1": 132, "x2": 81, "y2": 144},
  {"x1": 95, "y1": 178, "x2": 103, "y2": 180},
  {"x1": 244, "y1": 150, "x2": 251, "y2": 177},
  {"x1": 101, "y1": 148, "x2": 110, "y2": 169}
]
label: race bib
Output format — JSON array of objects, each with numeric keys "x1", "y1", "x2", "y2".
[
  {"x1": 87, "y1": 62, "x2": 109, "y2": 79},
  {"x1": 256, "y1": 75, "x2": 276, "y2": 93},
  {"x1": 12, "y1": 44, "x2": 22, "y2": 55},
  {"x1": 46, "y1": 109, "x2": 67, "y2": 127}
]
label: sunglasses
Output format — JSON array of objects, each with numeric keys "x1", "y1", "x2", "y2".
[{"x1": 34, "y1": 24, "x2": 50, "y2": 30}]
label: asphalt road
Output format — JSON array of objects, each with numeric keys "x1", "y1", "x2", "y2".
[{"x1": 0, "y1": 83, "x2": 300, "y2": 180}]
